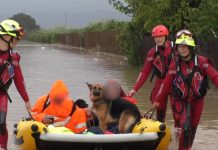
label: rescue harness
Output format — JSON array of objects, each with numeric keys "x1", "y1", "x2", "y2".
[{"x1": 150, "y1": 41, "x2": 174, "y2": 81}]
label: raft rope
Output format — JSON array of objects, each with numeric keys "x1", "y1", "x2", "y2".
[{"x1": 143, "y1": 108, "x2": 156, "y2": 119}]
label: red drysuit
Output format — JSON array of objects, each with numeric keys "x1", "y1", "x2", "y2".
[
  {"x1": 155, "y1": 55, "x2": 218, "y2": 150},
  {"x1": 133, "y1": 40, "x2": 174, "y2": 122},
  {"x1": 0, "y1": 50, "x2": 29, "y2": 149}
]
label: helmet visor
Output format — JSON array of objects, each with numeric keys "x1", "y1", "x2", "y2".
[
  {"x1": 15, "y1": 27, "x2": 25, "y2": 40},
  {"x1": 176, "y1": 29, "x2": 192, "y2": 38}
]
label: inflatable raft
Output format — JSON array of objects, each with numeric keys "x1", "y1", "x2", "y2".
[{"x1": 14, "y1": 118, "x2": 171, "y2": 150}]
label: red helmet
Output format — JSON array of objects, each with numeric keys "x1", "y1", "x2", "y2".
[{"x1": 152, "y1": 25, "x2": 169, "y2": 37}]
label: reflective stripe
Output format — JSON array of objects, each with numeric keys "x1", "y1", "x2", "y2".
[
  {"x1": 168, "y1": 70, "x2": 177, "y2": 75},
  {"x1": 155, "y1": 45, "x2": 158, "y2": 52},
  {"x1": 157, "y1": 84, "x2": 164, "y2": 98},
  {"x1": 146, "y1": 57, "x2": 153, "y2": 62},
  {"x1": 171, "y1": 41, "x2": 174, "y2": 48},
  {"x1": 202, "y1": 63, "x2": 209, "y2": 69},
  {"x1": 53, "y1": 122, "x2": 65, "y2": 127},
  {"x1": 75, "y1": 122, "x2": 86, "y2": 129},
  {"x1": 136, "y1": 73, "x2": 142, "y2": 82},
  {"x1": 53, "y1": 117, "x2": 71, "y2": 127}
]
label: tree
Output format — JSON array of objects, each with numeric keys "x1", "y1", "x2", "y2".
[
  {"x1": 10, "y1": 13, "x2": 40, "y2": 33},
  {"x1": 109, "y1": 0, "x2": 218, "y2": 65}
]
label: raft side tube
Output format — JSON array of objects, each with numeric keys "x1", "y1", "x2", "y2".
[
  {"x1": 40, "y1": 132, "x2": 159, "y2": 143},
  {"x1": 36, "y1": 133, "x2": 162, "y2": 150}
]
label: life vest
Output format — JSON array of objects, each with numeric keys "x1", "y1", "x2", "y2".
[
  {"x1": 0, "y1": 50, "x2": 14, "y2": 90},
  {"x1": 172, "y1": 55, "x2": 209, "y2": 101},
  {"x1": 122, "y1": 96, "x2": 137, "y2": 104},
  {"x1": 0, "y1": 50, "x2": 15, "y2": 103},
  {"x1": 151, "y1": 41, "x2": 174, "y2": 81}
]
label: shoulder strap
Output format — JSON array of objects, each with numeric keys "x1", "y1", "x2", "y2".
[
  {"x1": 8, "y1": 50, "x2": 13, "y2": 62},
  {"x1": 186, "y1": 55, "x2": 199, "y2": 87},
  {"x1": 155, "y1": 45, "x2": 158, "y2": 52},
  {"x1": 194, "y1": 55, "x2": 198, "y2": 67},
  {"x1": 153, "y1": 45, "x2": 160, "y2": 57},
  {"x1": 176, "y1": 58, "x2": 180, "y2": 73},
  {"x1": 166, "y1": 41, "x2": 175, "y2": 65},
  {"x1": 41, "y1": 95, "x2": 50, "y2": 113},
  {"x1": 150, "y1": 46, "x2": 160, "y2": 82},
  {"x1": 69, "y1": 101, "x2": 77, "y2": 116},
  {"x1": 192, "y1": 55, "x2": 201, "y2": 73},
  {"x1": 171, "y1": 41, "x2": 174, "y2": 49},
  {"x1": 170, "y1": 41, "x2": 175, "y2": 61}
]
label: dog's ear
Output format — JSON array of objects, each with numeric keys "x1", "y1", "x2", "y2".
[{"x1": 86, "y1": 82, "x2": 92, "y2": 91}]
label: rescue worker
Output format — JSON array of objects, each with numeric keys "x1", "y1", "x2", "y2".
[
  {"x1": 0, "y1": 19, "x2": 31, "y2": 149},
  {"x1": 153, "y1": 30, "x2": 218, "y2": 150},
  {"x1": 32, "y1": 80, "x2": 87, "y2": 133},
  {"x1": 128, "y1": 25, "x2": 174, "y2": 122}
]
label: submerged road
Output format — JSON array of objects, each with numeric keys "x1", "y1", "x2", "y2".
[{"x1": 6, "y1": 42, "x2": 218, "y2": 150}]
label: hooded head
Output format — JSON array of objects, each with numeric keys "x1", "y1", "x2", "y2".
[{"x1": 49, "y1": 80, "x2": 69, "y2": 105}]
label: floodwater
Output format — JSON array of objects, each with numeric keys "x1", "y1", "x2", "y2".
[{"x1": 7, "y1": 41, "x2": 218, "y2": 150}]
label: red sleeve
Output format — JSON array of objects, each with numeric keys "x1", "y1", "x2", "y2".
[
  {"x1": 200, "y1": 57, "x2": 218, "y2": 88},
  {"x1": 155, "y1": 63, "x2": 176, "y2": 103},
  {"x1": 12, "y1": 53, "x2": 29, "y2": 102},
  {"x1": 133, "y1": 49, "x2": 154, "y2": 91}
]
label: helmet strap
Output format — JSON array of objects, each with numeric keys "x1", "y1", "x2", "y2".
[
  {"x1": 0, "y1": 35, "x2": 13, "y2": 51},
  {"x1": 163, "y1": 36, "x2": 168, "y2": 46}
]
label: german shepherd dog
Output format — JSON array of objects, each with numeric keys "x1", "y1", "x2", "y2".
[{"x1": 86, "y1": 82, "x2": 141, "y2": 133}]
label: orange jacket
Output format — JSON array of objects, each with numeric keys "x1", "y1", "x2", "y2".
[{"x1": 32, "y1": 80, "x2": 87, "y2": 133}]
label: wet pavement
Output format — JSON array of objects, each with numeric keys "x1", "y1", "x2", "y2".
[{"x1": 6, "y1": 42, "x2": 218, "y2": 150}]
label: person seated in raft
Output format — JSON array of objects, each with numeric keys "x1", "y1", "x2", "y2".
[
  {"x1": 75, "y1": 99, "x2": 98, "y2": 127},
  {"x1": 75, "y1": 99, "x2": 89, "y2": 109},
  {"x1": 31, "y1": 80, "x2": 87, "y2": 133},
  {"x1": 102, "y1": 79, "x2": 139, "y2": 134},
  {"x1": 75, "y1": 99, "x2": 91, "y2": 118}
]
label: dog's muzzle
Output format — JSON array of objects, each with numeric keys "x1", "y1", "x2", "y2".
[{"x1": 93, "y1": 91, "x2": 101, "y2": 97}]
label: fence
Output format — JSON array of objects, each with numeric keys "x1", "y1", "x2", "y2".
[
  {"x1": 59, "y1": 30, "x2": 122, "y2": 54},
  {"x1": 59, "y1": 31, "x2": 218, "y2": 66},
  {"x1": 197, "y1": 38, "x2": 218, "y2": 67}
]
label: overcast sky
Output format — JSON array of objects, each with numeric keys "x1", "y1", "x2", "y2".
[{"x1": 0, "y1": 0, "x2": 130, "y2": 28}]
